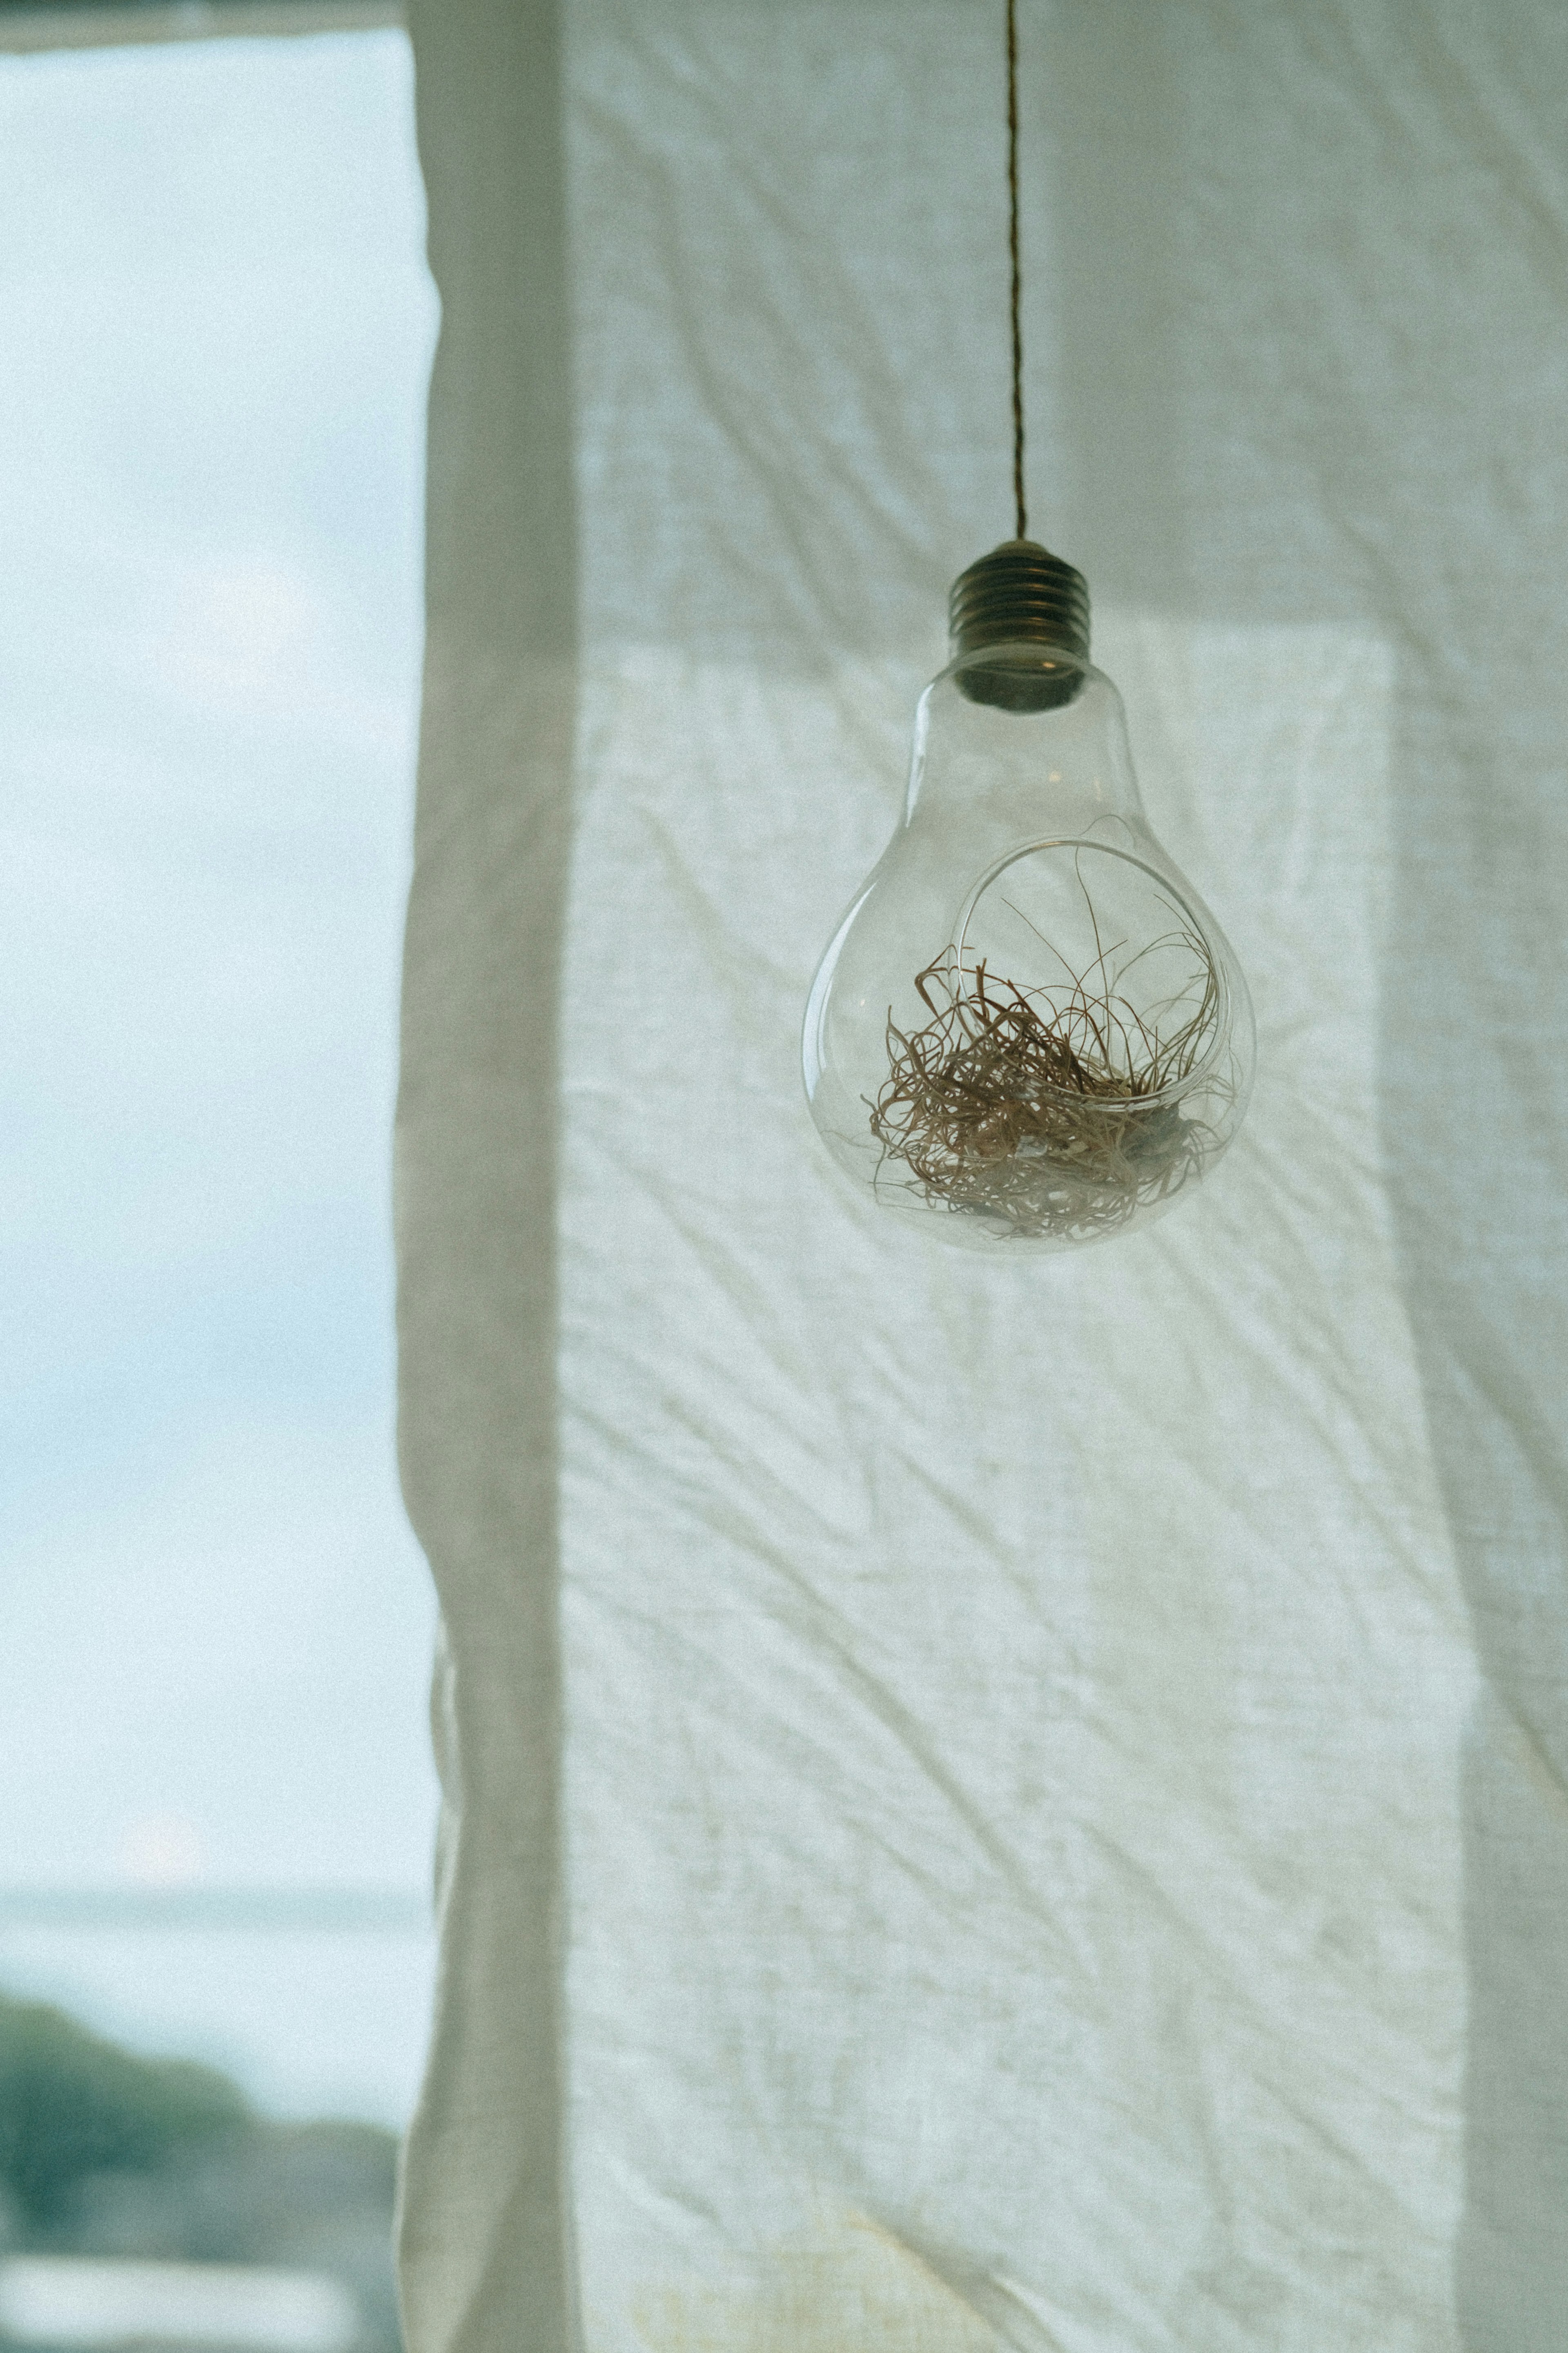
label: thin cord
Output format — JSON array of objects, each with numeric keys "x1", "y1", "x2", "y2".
[{"x1": 1007, "y1": 0, "x2": 1026, "y2": 541}]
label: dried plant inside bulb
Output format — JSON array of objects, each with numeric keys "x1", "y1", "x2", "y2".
[{"x1": 866, "y1": 890, "x2": 1231, "y2": 1243}]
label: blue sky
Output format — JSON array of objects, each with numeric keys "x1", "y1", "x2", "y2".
[{"x1": 0, "y1": 27, "x2": 441, "y2": 2121}]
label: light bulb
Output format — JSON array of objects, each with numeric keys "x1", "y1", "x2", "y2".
[{"x1": 803, "y1": 541, "x2": 1255, "y2": 1253}]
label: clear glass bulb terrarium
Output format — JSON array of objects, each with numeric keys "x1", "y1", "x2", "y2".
[{"x1": 802, "y1": 540, "x2": 1255, "y2": 1253}]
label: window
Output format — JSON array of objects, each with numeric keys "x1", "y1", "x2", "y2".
[{"x1": 0, "y1": 16, "x2": 438, "y2": 2135}]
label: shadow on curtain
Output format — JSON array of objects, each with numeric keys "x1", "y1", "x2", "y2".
[{"x1": 397, "y1": 0, "x2": 577, "y2": 2345}]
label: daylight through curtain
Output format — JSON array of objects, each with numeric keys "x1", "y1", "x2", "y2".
[{"x1": 397, "y1": 5, "x2": 1568, "y2": 2346}]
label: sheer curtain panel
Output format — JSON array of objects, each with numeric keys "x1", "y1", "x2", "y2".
[{"x1": 396, "y1": 4, "x2": 1568, "y2": 2348}]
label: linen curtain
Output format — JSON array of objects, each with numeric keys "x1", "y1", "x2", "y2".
[{"x1": 395, "y1": 3, "x2": 1568, "y2": 2346}]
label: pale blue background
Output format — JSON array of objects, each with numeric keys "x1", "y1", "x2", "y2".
[{"x1": 0, "y1": 26, "x2": 440, "y2": 2123}]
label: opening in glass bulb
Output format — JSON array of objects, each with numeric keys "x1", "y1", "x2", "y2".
[
  {"x1": 866, "y1": 842, "x2": 1241, "y2": 1249},
  {"x1": 956, "y1": 647, "x2": 1087, "y2": 714}
]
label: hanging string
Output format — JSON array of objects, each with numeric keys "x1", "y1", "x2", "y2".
[{"x1": 1007, "y1": 0, "x2": 1027, "y2": 542}]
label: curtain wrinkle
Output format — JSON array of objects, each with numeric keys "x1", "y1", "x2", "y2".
[{"x1": 1127, "y1": 11, "x2": 1568, "y2": 2340}]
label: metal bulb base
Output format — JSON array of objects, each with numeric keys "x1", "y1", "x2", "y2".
[{"x1": 948, "y1": 539, "x2": 1091, "y2": 713}]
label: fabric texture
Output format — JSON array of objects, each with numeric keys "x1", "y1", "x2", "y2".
[{"x1": 397, "y1": 4, "x2": 1568, "y2": 2347}]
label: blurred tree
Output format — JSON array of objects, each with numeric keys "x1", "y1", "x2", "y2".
[
  {"x1": 0, "y1": 1993, "x2": 250, "y2": 2235},
  {"x1": 0, "y1": 1992, "x2": 403, "y2": 2350}
]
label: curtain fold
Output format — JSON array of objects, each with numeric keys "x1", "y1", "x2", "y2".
[
  {"x1": 397, "y1": 5, "x2": 1568, "y2": 2347},
  {"x1": 396, "y1": 1, "x2": 576, "y2": 2346}
]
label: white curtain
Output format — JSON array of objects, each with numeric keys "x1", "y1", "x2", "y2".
[{"x1": 395, "y1": 4, "x2": 1568, "y2": 2346}]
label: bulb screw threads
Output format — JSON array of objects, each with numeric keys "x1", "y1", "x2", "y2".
[{"x1": 948, "y1": 540, "x2": 1091, "y2": 712}]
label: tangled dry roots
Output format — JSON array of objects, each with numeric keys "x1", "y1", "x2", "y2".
[{"x1": 868, "y1": 921, "x2": 1227, "y2": 1243}]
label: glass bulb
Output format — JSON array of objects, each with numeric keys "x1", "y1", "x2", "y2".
[{"x1": 802, "y1": 541, "x2": 1255, "y2": 1253}]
